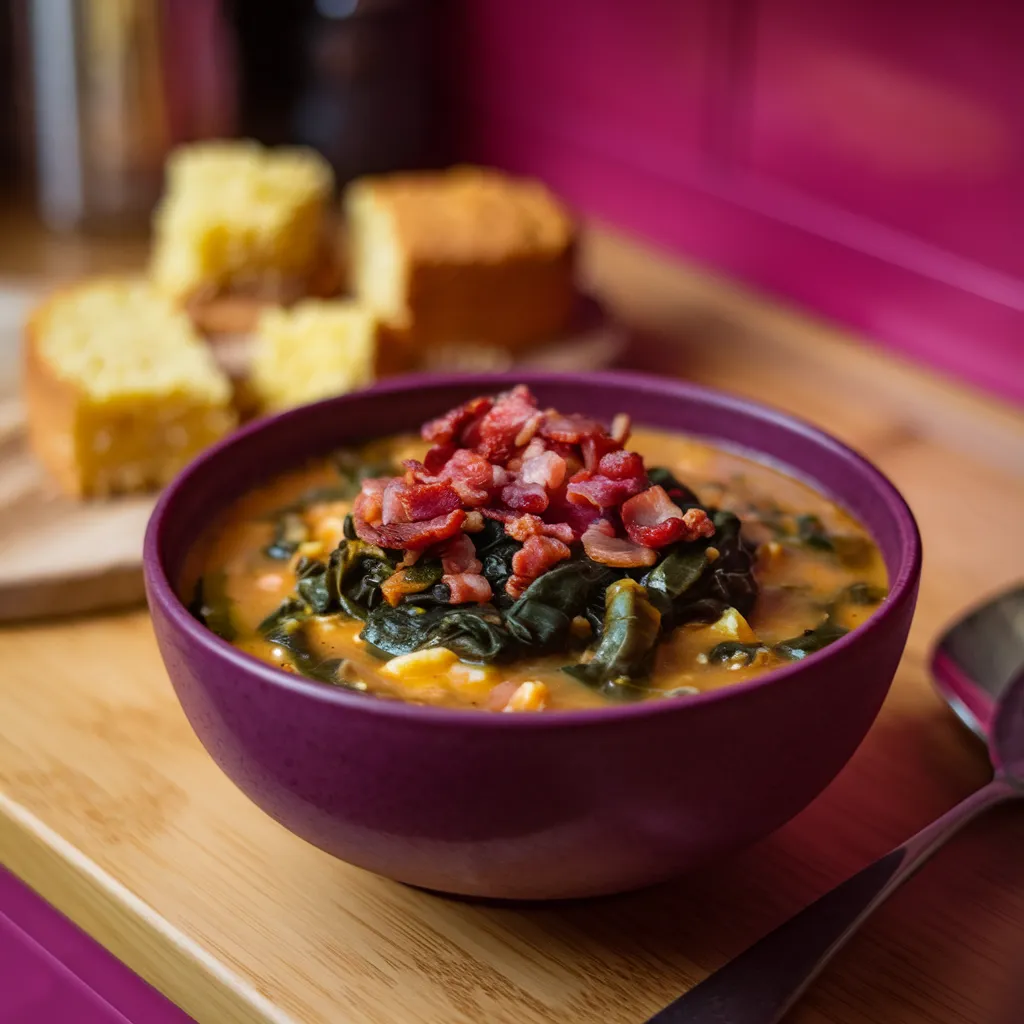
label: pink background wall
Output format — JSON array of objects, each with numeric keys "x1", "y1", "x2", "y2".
[{"x1": 452, "y1": 0, "x2": 1024, "y2": 404}]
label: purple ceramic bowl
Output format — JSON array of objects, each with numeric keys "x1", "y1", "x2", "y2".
[{"x1": 144, "y1": 372, "x2": 921, "y2": 900}]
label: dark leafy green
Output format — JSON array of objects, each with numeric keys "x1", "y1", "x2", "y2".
[
  {"x1": 256, "y1": 596, "x2": 308, "y2": 635},
  {"x1": 795, "y1": 513, "x2": 834, "y2": 551},
  {"x1": 644, "y1": 548, "x2": 708, "y2": 613},
  {"x1": 774, "y1": 620, "x2": 849, "y2": 660},
  {"x1": 564, "y1": 579, "x2": 662, "y2": 694},
  {"x1": 843, "y1": 582, "x2": 887, "y2": 605},
  {"x1": 707, "y1": 640, "x2": 771, "y2": 666},
  {"x1": 295, "y1": 557, "x2": 331, "y2": 613},
  {"x1": 471, "y1": 519, "x2": 521, "y2": 608},
  {"x1": 327, "y1": 539, "x2": 395, "y2": 620},
  {"x1": 264, "y1": 512, "x2": 309, "y2": 561},
  {"x1": 188, "y1": 571, "x2": 236, "y2": 641},
  {"x1": 505, "y1": 560, "x2": 617, "y2": 651},
  {"x1": 360, "y1": 603, "x2": 514, "y2": 663}
]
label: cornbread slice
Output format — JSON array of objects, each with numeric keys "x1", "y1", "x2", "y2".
[
  {"x1": 24, "y1": 278, "x2": 237, "y2": 498},
  {"x1": 345, "y1": 165, "x2": 577, "y2": 353},
  {"x1": 151, "y1": 139, "x2": 336, "y2": 324},
  {"x1": 249, "y1": 300, "x2": 389, "y2": 412}
]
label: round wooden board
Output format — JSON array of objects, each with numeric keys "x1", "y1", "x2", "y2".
[
  {"x1": 0, "y1": 397, "x2": 157, "y2": 622},
  {"x1": 0, "y1": 284, "x2": 626, "y2": 623}
]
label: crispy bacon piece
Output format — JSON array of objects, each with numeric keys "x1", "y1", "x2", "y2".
[
  {"x1": 439, "y1": 533, "x2": 482, "y2": 575},
  {"x1": 381, "y1": 478, "x2": 461, "y2": 525},
  {"x1": 580, "y1": 433, "x2": 622, "y2": 473},
  {"x1": 438, "y1": 448, "x2": 495, "y2": 506},
  {"x1": 474, "y1": 385, "x2": 539, "y2": 463},
  {"x1": 507, "y1": 535, "x2": 571, "y2": 597},
  {"x1": 543, "y1": 491, "x2": 602, "y2": 539},
  {"x1": 566, "y1": 472, "x2": 646, "y2": 509},
  {"x1": 620, "y1": 486, "x2": 715, "y2": 548},
  {"x1": 541, "y1": 413, "x2": 605, "y2": 444},
  {"x1": 502, "y1": 482, "x2": 549, "y2": 514},
  {"x1": 598, "y1": 450, "x2": 645, "y2": 481},
  {"x1": 353, "y1": 477, "x2": 389, "y2": 526},
  {"x1": 514, "y1": 411, "x2": 544, "y2": 448},
  {"x1": 481, "y1": 507, "x2": 516, "y2": 524},
  {"x1": 423, "y1": 443, "x2": 457, "y2": 475},
  {"x1": 581, "y1": 520, "x2": 657, "y2": 568},
  {"x1": 355, "y1": 509, "x2": 467, "y2": 550},
  {"x1": 520, "y1": 450, "x2": 567, "y2": 490},
  {"x1": 502, "y1": 514, "x2": 575, "y2": 545},
  {"x1": 443, "y1": 572, "x2": 492, "y2": 604},
  {"x1": 610, "y1": 413, "x2": 632, "y2": 445},
  {"x1": 422, "y1": 396, "x2": 493, "y2": 444}
]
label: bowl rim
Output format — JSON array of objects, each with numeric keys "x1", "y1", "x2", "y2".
[{"x1": 144, "y1": 370, "x2": 922, "y2": 730}]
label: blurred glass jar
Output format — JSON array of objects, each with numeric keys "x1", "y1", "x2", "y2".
[
  {"x1": 291, "y1": 0, "x2": 444, "y2": 185},
  {"x1": 26, "y1": 0, "x2": 237, "y2": 234}
]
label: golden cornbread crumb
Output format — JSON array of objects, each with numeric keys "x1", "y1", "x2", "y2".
[
  {"x1": 24, "y1": 277, "x2": 236, "y2": 498},
  {"x1": 345, "y1": 165, "x2": 577, "y2": 353},
  {"x1": 250, "y1": 299, "x2": 384, "y2": 412},
  {"x1": 151, "y1": 139, "x2": 334, "y2": 302}
]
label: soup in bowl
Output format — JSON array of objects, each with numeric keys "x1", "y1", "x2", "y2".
[{"x1": 145, "y1": 372, "x2": 920, "y2": 898}]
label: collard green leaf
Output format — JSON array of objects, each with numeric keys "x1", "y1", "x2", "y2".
[
  {"x1": 707, "y1": 640, "x2": 770, "y2": 666},
  {"x1": 644, "y1": 548, "x2": 708, "y2": 612},
  {"x1": 471, "y1": 519, "x2": 520, "y2": 607},
  {"x1": 504, "y1": 560, "x2": 616, "y2": 650},
  {"x1": 257, "y1": 596, "x2": 308, "y2": 636},
  {"x1": 264, "y1": 512, "x2": 309, "y2": 561},
  {"x1": 188, "y1": 571, "x2": 236, "y2": 641},
  {"x1": 295, "y1": 558, "x2": 331, "y2": 614},
  {"x1": 773, "y1": 620, "x2": 849, "y2": 660},
  {"x1": 360, "y1": 603, "x2": 514, "y2": 663},
  {"x1": 795, "y1": 514, "x2": 834, "y2": 551},
  {"x1": 564, "y1": 579, "x2": 662, "y2": 693},
  {"x1": 327, "y1": 539, "x2": 395, "y2": 620},
  {"x1": 843, "y1": 582, "x2": 887, "y2": 605}
]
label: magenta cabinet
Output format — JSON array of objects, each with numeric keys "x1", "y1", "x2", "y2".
[
  {"x1": 748, "y1": 0, "x2": 1024, "y2": 283},
  {"x1": 457, "y1": 0, "x2": 718, "y2": 171},
  {"x1": 453, "y1": 0, "x2": 1024, "y2": 404}
]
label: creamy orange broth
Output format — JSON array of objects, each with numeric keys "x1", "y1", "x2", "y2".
[{"x1": 183, "y1": 428, "x2": 887, "y2": 710}]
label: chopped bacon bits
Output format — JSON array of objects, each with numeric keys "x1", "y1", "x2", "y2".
[
  {"x1": 621, "y1": 486, "x2": 715, "y2": 548},
  {"x1": 502, "y1": 481, "x2": 549, "y2": 514},
  {"x1": 422, "y1": 396, "x2": 493, "y2": 444},
  {"x1": 382, "y1": 479, "x2": 461, "y2": 525},
  {"x1": 520, "y1": 450, "x2": 567, "y2": 490},
  {"x1": 423, "y1": 443, "x2": 457, "y2": 475},
  {"x1": 581, "y1": 520, "x2": 658, "y2": 567},
  {"x1": 365, "y1": 387, "x2": 714, "y2": 605},
  {"x1": 355, "y1": 507, "x2": 466, "y2": 550},
  {"x1": 598, "y1": 450, "x2": 645, "y2": 481},
  {"x1": 443, "y1": 573, "x2": 492, "y2": 604}
]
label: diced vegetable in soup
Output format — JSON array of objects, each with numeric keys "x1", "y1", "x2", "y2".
[{"x1": 183, "y1": 386, "x2": 888, "y2": 711}]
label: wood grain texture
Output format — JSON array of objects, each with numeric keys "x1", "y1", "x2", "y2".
[
  {"x1": 0, "y1": 220, "x2": 1022, "y2": 1024},
  {"x1": 0, "y1": 288, "x2": 155, "y2": 621}
]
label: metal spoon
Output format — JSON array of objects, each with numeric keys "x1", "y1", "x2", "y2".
[{"x1": 646, "y1": 584, "x2": 1024, "y2": 1024}]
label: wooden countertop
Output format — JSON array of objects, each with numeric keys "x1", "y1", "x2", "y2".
[{"x1": 1, "y1": 211, "x2": 1023, "y2": 1024}]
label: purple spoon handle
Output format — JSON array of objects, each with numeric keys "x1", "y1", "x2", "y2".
[{"x1": 646, "y1": 776, "x2": 1020, "y2": 1024}]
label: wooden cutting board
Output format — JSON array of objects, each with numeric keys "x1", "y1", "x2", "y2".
[
  {"x1": 0, "y1": 284, "x2": 626, "y2": 622},
  {"x1": 0, "y1": 286, "x2": 157, "y2": 621}
]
